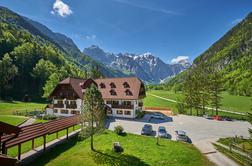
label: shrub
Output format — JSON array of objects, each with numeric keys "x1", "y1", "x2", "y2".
[
  {"x1": 114, "y1": 125, "x2": 124, "y2": 135},
  {"x1": 136, "y1": 111, "x2": 145, "y2": 118}
]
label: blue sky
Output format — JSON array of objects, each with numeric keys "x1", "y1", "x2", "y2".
[{"x1": 0, "y1": 0, "x2": 251, "y2": 63}]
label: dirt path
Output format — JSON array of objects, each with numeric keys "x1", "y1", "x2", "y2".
[
  {"x1": 194, "y1": 138, "x2": 238, "y2": 166},
  {"x1": 19, "y1": 118, "x2": 36, "y2": 127}
]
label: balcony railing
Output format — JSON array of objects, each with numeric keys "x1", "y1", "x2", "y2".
[
  {"x1": 66, "y1": 104, "x2": 77, "y2": 109},
  {"x1": 53, "y1": 104, "x2": 64, "y2": 108},
  {"x1": 111, "y1": 104, "x2": 134, "y2": 109}
]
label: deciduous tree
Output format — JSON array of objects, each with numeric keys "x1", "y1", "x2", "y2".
[
  {"x1": 79, "y1": 84, "x2": 105, "y2": 151},
  {"x1": 0, "y1": 54, "x2": 18, "y2": 98}
]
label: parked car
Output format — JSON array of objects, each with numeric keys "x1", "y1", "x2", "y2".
[
  {"x1": 203, "y1": 114, "x2": 212, "y2": 120},
  {"x1": 175, "y1": 130, "x2": 188, "y2": 142},
  {"x1": 141, "y1": 124, "x2": 153, "y2": 135},
  {"x1": 212, "y1": 115, "x2": 222, "y2": 121},
  {"x1": 223, "y1": 117, "x2": 233, "y2": 121},
  {"x1": 158, "y1": 126, "x2": 168, "y2": 138},
  {"x1": 151, "y1": 113, "x2": 165, "y2": 120}
]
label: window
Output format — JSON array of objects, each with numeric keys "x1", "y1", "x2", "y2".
[
  {"x1": 71, "y1": 110, "x2": 80, "y2": 115},
  {"x1": 107, "y1": 109, "x2": 112, "y2": 114},
  {"x1": 60, "y1": 110, "x2": 68, "y2": 114},
  {"x1": 110, "y1": 89, "x2": 117, "y2": 96},
  {"x1": 116, "y1": 110, "x2": 123, "y2": 115},
  {"x1": 124, "y1": 110, "x2": 131, "y2": 115},
  {"x1": 106, "y1": 100, "x2": 112, "y2": 104},
  {"x1": 123, "y1": 82, "x2": 130, "y2": 88},
  {"x1": 125, "y1": 89, "x2": 133, "y2": 96},
  {"x1": 70, "y1": 101, "x2": 76, "y2": 105},
  {"x1": 58, "y1": 100, "x2": 63, "y2": 104},
  {"x1": 100, "y1": 83, "x2": 106, "y2": 88},
  {"x1": 112, "y1": 100, "x2": 119, "y2": 105},
  {"x1": 122, "y1": 101, "x2": 131, "y2": 105},
  {"x1": 110, "y1": 82, "x2": 116, "y2": 88},
  {"x1": 53, "y1": 109, "x2": 58, "y2": 113}
]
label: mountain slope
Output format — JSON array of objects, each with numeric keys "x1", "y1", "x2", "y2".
[
  {"x1": 167, "y1": 12, "x2": 252, "y2": 96},
  {"x1": 83, "y1": 45, "x2": 190, "y2": 83},
  {"x1": 0, "y1": 6, "x2": 87, "y2": 99}
]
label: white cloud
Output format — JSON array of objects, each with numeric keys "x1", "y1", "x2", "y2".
[
  {"x1": 232, "y1": 18, "x2": 242, "y2": 25},
  {"x1": 171, "y1": 56, "x2": 189, "y2": 64},
  {"x1": 85, "y1": 35, "x2": 96, "y2": 40},
  {"x1": 51, "y1": 0, "x2": 73, "y2": 17}
]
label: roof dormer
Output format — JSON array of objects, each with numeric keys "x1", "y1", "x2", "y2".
[
  {"x1": 110, "y1": 82, "x2": 116, "y2": 88},
  {"x1": 123, "y1": 82, "x2": 130, "y2": 88},
  {"x1": 99, "y1": 82, "x2": 106, "y2": 89},
  {"x1": 125, "y1": 89, "x2": 133, "y2": 96},
  {"x1": 110, "y1": 89, "x2": 117, "y2": 96}
]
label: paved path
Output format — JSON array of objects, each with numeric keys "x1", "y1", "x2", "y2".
[
  {"x1": 106, "y1": 114, "x2": 251, "y2": 166},
  {"x1": 149, "y1": 93, "x2": 246, "y2": 115},
  {"x1": 18, "y1": 118, "x2": 36, "y2": 127}
]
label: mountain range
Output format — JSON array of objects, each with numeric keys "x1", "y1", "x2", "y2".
[{"x1": 83, "y1": 45, "x2": 190, "y2": 83}]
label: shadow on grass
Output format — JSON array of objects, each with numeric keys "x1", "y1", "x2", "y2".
[
  {"x1": 28, "y1": 136, "x2": 78, "y2": 166},
  {"x1": 91, "y1": 149, "x2": 150, "y2": 166}
]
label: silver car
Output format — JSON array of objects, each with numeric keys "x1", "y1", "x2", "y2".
[
  {"x1": 175, "y1": 130, "x2": 188, "y2": 142},
  {"x1": 158, "y1": 126, "x2": 168, "y2": 138}
]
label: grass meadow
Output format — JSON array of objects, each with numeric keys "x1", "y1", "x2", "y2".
[{"x1": 30, "y1": 130, "x2": 213, "y2": 166}]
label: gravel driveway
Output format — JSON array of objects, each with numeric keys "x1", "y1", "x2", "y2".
[{"x1": 106, "y1": 114, "x2": 251, "y2": 166}]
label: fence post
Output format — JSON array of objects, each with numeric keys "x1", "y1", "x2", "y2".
[
  {"x1": 18, "y1": 144, "x2": 21, "y2": 160},
  {"x1": 66, "y1": 128, "x2": 69, "y2": 139},
  {"x1": 43, "y1": 135, "x2": 46, "y2": 150},
  {"x1": 32, "y1": 139, "x2": 35, "y2": 150}
]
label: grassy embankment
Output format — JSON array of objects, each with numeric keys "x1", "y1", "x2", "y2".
[
  {"x1": 144, "y1": 90, "x2": 251, "y2": 119},
  {"x1": 0, "y1": 115, "x2": 28, "y2": 125},
  {"x1": 0, "y1": 100, "x2": 46, "y2": 125},
  {"x1": 30, "y1": 130, "x2": 213, "y2": 166}
]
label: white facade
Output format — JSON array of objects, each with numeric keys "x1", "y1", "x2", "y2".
[{"x1": 46, "y1": 98, "x2": 143, "y2": 118}]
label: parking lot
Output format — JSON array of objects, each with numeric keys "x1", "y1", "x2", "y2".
[{"x1": 106, "y1": 113, "x2": 251, "y2": 166}]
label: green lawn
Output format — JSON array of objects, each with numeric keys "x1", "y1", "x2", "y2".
[
  {"x1": 146, "y1": 90, "x2": 251, "y2": 113},
  {"x1": 7, "y1": 125, "x2": 80, "y2": 157},
  {"x1": 143, "y1": 93, "x2": 178, "y2": 113},
  {"x1": 0, "y1": 100, "x2": 46, "y2": 115},
  {"x1": 0, "y1": 115, "x2": 28, "y2": 125},
  {"x1": 30, "y1": 131, "x2": 213, "y2": 166}
]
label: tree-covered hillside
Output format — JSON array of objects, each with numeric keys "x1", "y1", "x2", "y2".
[
  {"x1": 0, "y1": 7, "x2": 89, "y2": 100},
  {"x1": 166, "y1": 12, "x2": 252, "y2": 96}
]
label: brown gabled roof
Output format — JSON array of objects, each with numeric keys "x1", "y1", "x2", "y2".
[
  {"x1": 49, "y1": 77, "x2": 86, "y2": 98},
  {"x1": 51, "y1": 77, "x2": 145, "y2": 100},
  {"x1": 61, "y1": 77, "x2": 86, "y2": 98},
  {"x1": 95, "y1": 77, "x2": 143, "y2": 100}
]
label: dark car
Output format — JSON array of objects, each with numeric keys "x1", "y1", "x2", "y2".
[
  {"x1": 158, "y1": 126, "x2": 168, "y2": 138},
  {"x1": 141, "y1": 124, "x2": 153, "y2": 135}
]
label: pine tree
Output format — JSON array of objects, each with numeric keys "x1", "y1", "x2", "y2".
[
  {"x1": 79, "y1": 84, "x2": 105, "y2": 151},
  {"x1": 183, "y1": 69, "x2": 194, "y2": 115},
  {"x1": 210, "y1": 70, "x2": 223, "y2": 115}
]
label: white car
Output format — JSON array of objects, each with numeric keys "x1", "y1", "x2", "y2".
[{"x1": 175, "y1": 130, "x2": 188, "y2": 142}]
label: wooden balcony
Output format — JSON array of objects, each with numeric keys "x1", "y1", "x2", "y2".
[
  {"x1": 53, "y1": 104, "x2": 64, "y2": 108},
  {"x1": 66, "y1": 104, "x2": 77, "y2": 109},
  {"x1": 111, "y1": 104, "x2": 134, "y2": 109}
]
